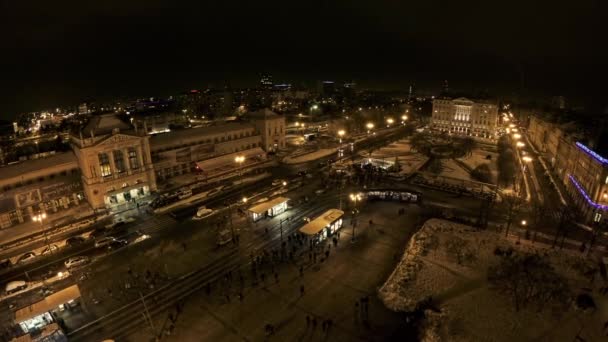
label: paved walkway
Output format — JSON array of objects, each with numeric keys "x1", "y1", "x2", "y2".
[{"x1": 126, "y1": 202, "x2": 420, "y2": 341}]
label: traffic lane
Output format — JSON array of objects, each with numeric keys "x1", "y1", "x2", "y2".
[
  {"x1": 0, "y1": 215, "x2": 113, "y2": 262},
  {"x1": 0, "y1": 219, "x2": 141, "y2": 282}
]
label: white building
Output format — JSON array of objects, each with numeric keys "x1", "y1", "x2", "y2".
[{"x1": 431, "y1": 97, "x2": 498, "y2": 138}]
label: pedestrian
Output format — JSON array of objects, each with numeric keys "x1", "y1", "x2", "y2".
[
  {"x1": 299, "y1": 265, "x2": 304, "y2": 277},
  {"x1": 261, "y1": 273, "x2": 266, "y2": 283},
  {"x1": 300, "y1": 285, "x2": 305, "y2": 296},
  {"x1": 328, "y1": 319, "x2": 333, "y2": 330},
  {"x1": 354, "y1": 301, "x2": 360, "y2": 324},
  {"x1": 322, "y1": 320, "x2": 326, "y2": 332},
  {"x1": 225, "y1": 293, "x2": 231, "y2": 302},
  {"x1": 312, "y1": 317, "x2": 317, "y2": 329},
  {"x1": 274, "y1": 272, "x2": 279, "y2": 283},
  {"x1": 306, "y1": 315, "x2": 310, "y2": 328},
  {"x1": 325, "y1": 250, "x2": 330, "y2": 259},
  {"x1": 238, "y1": 292, "x2": 243, "y2": 302}
]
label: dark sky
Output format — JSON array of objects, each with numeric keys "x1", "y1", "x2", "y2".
[{"x1": 1, "y1": 0, "x2": 606, "y2": 117}]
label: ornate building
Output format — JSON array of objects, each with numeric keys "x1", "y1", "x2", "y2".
[
  {"x1": 70, "y1": 114, "x2": 157, "y2": 211},
  {"x1": 431, "y1": 97, "x2": 498, "y2": 138}
]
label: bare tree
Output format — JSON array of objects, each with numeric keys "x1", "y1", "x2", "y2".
[
  {"x1": 502, "y1": 194, "x2": 523, "y2": 237},
  {"x1": 445, "y1": 236, "x2": 475, "y2": 265},
  {"x1": 488, "y1": 253, "x2": 571, "y2": 312}
]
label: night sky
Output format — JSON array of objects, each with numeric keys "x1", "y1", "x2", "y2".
[{"x1": 1, "y1": 0, "x2": 606, "y2": 116}]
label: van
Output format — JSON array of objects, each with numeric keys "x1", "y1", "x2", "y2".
[{"x1": 5, "y1": 281, "x2": 28, "y2": 295}]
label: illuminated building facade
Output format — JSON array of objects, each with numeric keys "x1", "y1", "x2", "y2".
[{"x1": 431, "y1": 97, "x2": 499, "y2": 138}]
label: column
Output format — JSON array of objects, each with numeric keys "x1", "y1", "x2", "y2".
[
  {"x1": 136, "y1": 145, "x2": 145, "y2": 169},
  {"x1": 108, "y1": 151, "x2": 117, "y2": 176},
  {"x1": 123, "y1": 148, "x2": 131, "y2": 173}
]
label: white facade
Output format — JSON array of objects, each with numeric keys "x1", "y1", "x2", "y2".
[{"x1": 431, "y1": 97, "x2": 498, "y2": 138}]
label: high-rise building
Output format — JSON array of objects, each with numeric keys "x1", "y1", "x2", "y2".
[{"x1": 260, "y1": 74, "x2": 273, "y2": 89}]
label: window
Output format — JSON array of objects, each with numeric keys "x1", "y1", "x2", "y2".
[
  {"x1": 99, "y1": 153, "x2": 112, "y2": 177},
  {"x1": 113, "y1": 150, "x2": 125, "y2": 173},
  {"x1": 128, "y1": 148, "x2": 140, "y2": 169}
]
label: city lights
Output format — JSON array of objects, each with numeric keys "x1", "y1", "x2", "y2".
[
  {"x1": 516, "y1": 142, "x2": 525, "y2": 148},
  {"x1": 386, "y1": 118, "x2": 394, "y2": 126},
  {"x1": 522, "y1": 156, "x2": 533, "y2": 163},
  {"x1": 513, "y1": 133, "x2": 521, "y2": 139}
]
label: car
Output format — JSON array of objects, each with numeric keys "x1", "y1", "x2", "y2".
[
  {"x1": 64, "y1": 256, "x2": 89, "y2": 269},
  {"x1": 133, "y1": 234, "x2": 151, "y2": 244},
  {"x1": 17, "y1": 252, "x2": 36, "y2": 264},
  {"x1": 272, "y1": 179, "x2": 286, "y2": 186},
  {"x1": 90, "y1": 228, "x2": 108, "y2": 239},
  {"x1": 107, "y1": 239, "x2": 128, "y2": 250},
  {"x1": 193, "y1": 207, "x2": 214, "y2": 220},
  {"x1": 94, "y1": 237, "x2": 116, "y2": 248},
  {"x1": 66, "y1": 236, "x2": 86, "y2": 246},
  {"x1": 41, "y1": 244, "x2": 59, "y2": 256},
  {"x1": 5, "y1": 281, "x2": 28, "y2": 295}
]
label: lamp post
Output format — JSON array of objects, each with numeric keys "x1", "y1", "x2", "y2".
[
  {"x1": 33, "y1": 212, "x2": 49, "y2": 252},
  {"x1": 350, "y1": 193, "x2": 362, "y2": 242},
  {"x1": 386, "y1": 118, "x2": 394, "y2": 127},
  {"x1": 234, "y1": 155, "x2": 245, "y2": 185},
  {"x1": 337, "y1": 129, "x2": 345, "y2": 144},
  {"x1": 401, "y1": 115, "x2": 408, "y2": 125},
  {"x1": 366, "y1": 122, "x2": 374, "y2": 134}
]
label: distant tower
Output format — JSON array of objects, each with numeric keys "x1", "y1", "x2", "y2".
[
  {"x1": 408, "y1": 84, "x2": 416, "y2": 102},
  {"x1": 442, "y1": 80, "x2": 449, "y2": 95},
  {"x1": 260, "y1": 73, "x2": 273, "y2": 89}
]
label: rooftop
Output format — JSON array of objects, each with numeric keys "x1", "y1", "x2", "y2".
[
  {"x1": 82, "y1": 113, "x2": 133, "y2": 137},
  {"x1": 0, "y1": 152, "x2": 78, "y2": 182},
  {"x1": 150, "y1": 122, "x2": 255, "y2": 149}
]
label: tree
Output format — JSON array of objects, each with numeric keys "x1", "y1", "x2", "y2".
[
  {"x1": 427, "y1": 158, "x2": 443, "y2": 174},
  {"x1": 471, "y1": 163, "x2": 492, "y2": 183},
  {"x1": 460, "y1": 137, "x2": 476, "y2": 157},
  {"x1": 497, "y1": 148, "x2": 516, "y2": 186},
  {"x1": 488, "y1": 253, "x2": 571, "y2": 312},
  {"x1": 410, "y1": 132, "x2": 431, "y2": 155},
  {"x1": 502, "y1": 194, "x2": 523, "y2": 237},
  {"x1": 445, "y1": 236, "x2": 476, "y2": 265}
]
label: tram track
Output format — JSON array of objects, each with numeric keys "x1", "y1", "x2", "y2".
[{"x1": 68, "y1": 196, "x2": 337, "y2": 341}]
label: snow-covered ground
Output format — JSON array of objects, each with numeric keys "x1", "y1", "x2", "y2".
[
  {"x1": 379, "y1": 219, "x2": 608, "y2": 341},
  {"x1": 438, "y1": 159, "x2": 472, "y2": 181},
  {"x1": 363, "y1": 139, "x2": 429, "y2": 174},
  {"x1": 458, "y1": 148, "x2": 498, "y2": 183}
]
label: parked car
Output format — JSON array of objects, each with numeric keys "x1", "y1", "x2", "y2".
[
  {"x1": 41, "y1": 244, "x2": 59, "y2": 256},
  {"x1": 5, "y1": 281, "x2": 28, "y2": 295},
  {"x1": 193, "y1": 207, "x2": 214, "y2": 220},
  {"x1": 90, "y1": 228, "x2": 108, "y2": 239},
  {"x1": 66, "y1": 236, "x2": 86, "y2": 246},
  {"x1": 64, "y1": 256, "x2": 89, "y2": 269},
  {"x1": 0, "y1": 259, "x2": 12, "y2": 270},
  {"x1": 94, "y1": 237, "x2": 116, "y2": 248},
  {"x1": 17, "y1": 252, "x2": 37, "y2": 264},
  {"x1": 107, "y1": 239, "x2": 128, "y2": 251}
]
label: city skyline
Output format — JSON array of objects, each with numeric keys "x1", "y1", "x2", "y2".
[{"x1": 2, "y1": 0, "x2": 607, "y2": 116}]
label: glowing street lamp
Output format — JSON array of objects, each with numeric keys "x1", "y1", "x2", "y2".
[
  {"x1": 242, "y1": 197, "x2": 248, "y2": 204},
  {"x1": 350, "y1": 193, "x2": 362, "y2": 242},
  {"x1": 366, "y1": 122, "x2": 374, "y2": 134},
  {"x1": 401, "y1": 115, "x2": 408, "y2": 124},
  {"x1": 282, "y1": 181, "x2": 287, "y2": 187},
  {"x1": 386, "y1": 118, "x2": 394, "y2": 127},
  {"x1": 513, "y1": 133, "x2": 522, "y2": 140},
  {"x1": 33, "y1": 212, "x2": 50, "y2": 252},
  {"x1": 521, "y1": 220, "x2": 527, "y2": 226},
  {"x1": 337, "y1": 129, "x2": 345, "y2": 143},
  {"x1": 516, "y1": 141, "x2": 525, "y2": 148},
  {"x1": 522, "y1": 156, "x2": 533, "y2": 163}
]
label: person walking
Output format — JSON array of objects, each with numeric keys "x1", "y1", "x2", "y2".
[
  {"x1": 299, "y1": 265, "x2": 304, "y2": 277},
  {"x1": 300, "y1": 285, "x2": 305, "y2": 297},
  {"x1": 312, "y1": 317, "x2": 317, "y2": 330},
  {"x1": 306, "y1": 315, "x2": 310, "y2": 328},
  {"x1": 354, "y1": 301, "x2": 360, "y2": 324}
]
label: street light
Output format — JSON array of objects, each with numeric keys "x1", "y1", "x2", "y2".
[
  {"x1": 516, "y1": 141, "x2": 525, "y2": 148},
  {"x1": 282, "y1": 181, "x2": 287, "y2": 187},
  {"x1": 366, "y1": 122, "x2": 374, "y2": 134},
  {"x1": 522, "y1": 156, "x2": 532, "y2": 163},
  {"x1": 521, "y1": 220, "x2": 527, "y2": 226},
  {"x1": 242, "y1": 197, "x2": 248, "y2": 204},
  {"x1": 386, "y1": 118, "x2": 394, "y2": 127},
  {"x1": 33, "y1": 212, "x2": 50, "y2": 252},
  {"x1": 401, "y1": 115, "x2": 408, "y2": 124},
  {"x1": 512, "y1": 133, "x2": 521, "y2": 139},
  {"x1": 350, "y1": 193, "x2": 362, "y2": 242},
  {"x1": 337, "y1": 129, "x2": 345, "y2": 143}
]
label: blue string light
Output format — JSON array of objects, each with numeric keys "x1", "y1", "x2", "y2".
[
  {"x1": 576, "y1": 142, "x2": 608, "y2": 165},
  {"x1": 568, "y1": 175, "x2": 608, "y2": 211}
]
